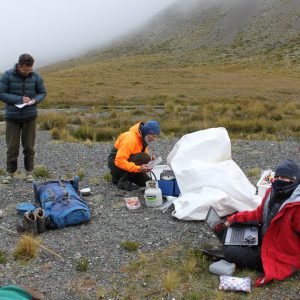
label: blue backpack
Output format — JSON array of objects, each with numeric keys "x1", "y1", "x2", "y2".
[{"x1": 33, "y1": 176, "x2": 91, "y2": 229}]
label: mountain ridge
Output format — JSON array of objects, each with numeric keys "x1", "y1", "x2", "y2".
[{"x1": 81, "y1": 0, "x2": 300, "y2": 67}]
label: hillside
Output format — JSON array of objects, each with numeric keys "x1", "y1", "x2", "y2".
[
  {"x1": 85, "y1": 0, "x2": 300, "y2": 67},
  {"x1": 39, "y1": 0, "x2": 300, "y2": 141}
]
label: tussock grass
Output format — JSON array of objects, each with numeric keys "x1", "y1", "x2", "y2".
[
  {"x1": 51, "y1": 128, "x2": 75, "y2": 141},
  {"x1": 162, "y1": 270, "x2": 180, "y2": 293},
  {"x1": 34, "y1": 52, "x2": 300, "y2": 141},
  {"x1": 14, "y1": 234, "x2": 40, "y2": 261},
  {"x1": 33, "y1": 165, "x2": 50, "y2": 178},
  {"x1": 37, "y1": 95, "x2": 300, "y2": 142},
  {"x1": 0, "y1": 249, "x2": 7, "y2": 264},
  {"x1": 103, "y1": 173, "x2": 112, "y2": 183},
  {"x1": 76, "y1": 168, "x2": 85, "y2": 180},
  {"x1": 38, "y1": 112, "x2": 67, "y2": 130},
  {"x1": 121, "y1": 241, "x2": 142, "y2": 251},
  {"x1": 102, "y1": 244, "x2": 300, "y2": 299},
  {"x1": 75, "y1": 257, "x2": 89, "y2": 272},
  {"x1": 246, "y1": 167, "x2": 261, "y2": 178},
  {"x1": 0, "y1": 168, "x2": 6, "y2": 176}
]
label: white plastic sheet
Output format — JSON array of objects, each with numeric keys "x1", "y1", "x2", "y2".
[{"x1": 168, "y1": 127, "x2": 261, "y2": 220}]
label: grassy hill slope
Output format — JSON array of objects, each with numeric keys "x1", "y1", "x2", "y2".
[{"x1": 39, "y1": 0, "x2": 300, "y2": 140}]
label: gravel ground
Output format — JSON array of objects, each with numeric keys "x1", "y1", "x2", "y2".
[{"x1": 0, "y1": 130, "x2": 299, "y2": 299}]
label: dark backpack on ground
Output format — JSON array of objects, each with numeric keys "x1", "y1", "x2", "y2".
[{"x1": 33, "y1": 176, "x2": 91, "y2": 229}]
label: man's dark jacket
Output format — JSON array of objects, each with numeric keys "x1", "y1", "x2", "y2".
[{"x1": 0, "y1": 64, "x2": 46, "y2": 122}]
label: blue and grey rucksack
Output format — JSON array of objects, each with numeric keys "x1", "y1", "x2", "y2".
[{"x1": 33, "y1": 176, "x2": 91, "y2": 229}]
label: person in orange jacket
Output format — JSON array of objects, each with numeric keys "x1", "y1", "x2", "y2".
[{"x1": 108, "y1": 120, "x2": 160, "y2": 191}]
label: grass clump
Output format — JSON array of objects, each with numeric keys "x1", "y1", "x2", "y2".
[
  {"x1": 50, "y1": 128, "x2": 74, "y2": 141},
  {"x1": 76, "y1": 168, "x2": 85, "y2": 180},
  {"x1": 13, "y1": 234, "x2": 40, "y2": 261},
  {"x1": 0, "y1": 249, "x2": 7, "y2": 264},
  {"x1": 75, "y1": 257, "x2": 89, "y2": 272},
  {"x1": 181, "y1": 256, "x2": 198, "y2": 277},
  {"x1": 33, "y1": 165, "x2": 50, "y2": 178},
  {"x1": 38, "y1": 112, "x2": 67, "y2": 130},
  {"x1": 162, "y1": 270, "x2": 180, "y2": 293},
  {"x1": 121, "y1": 241, "x2": 142, "y2": 251},
  {"x1": 103, "y1": 173, "x2": 112, "y2": 183},
  {"x1": 246, "y1": 167, "x2": 261, "y2": 178}
]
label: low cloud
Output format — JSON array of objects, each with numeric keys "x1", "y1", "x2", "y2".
[{"x1": 0, "y1": 0, "x2": 176, "y2": 71}]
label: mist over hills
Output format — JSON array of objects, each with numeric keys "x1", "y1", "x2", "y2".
[{"x1": 83, "y1": 0, "x2": 300, "y2": 67}]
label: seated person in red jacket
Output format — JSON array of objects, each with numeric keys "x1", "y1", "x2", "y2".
[{"x1": 219, "y1": 159, "x2": 300, "y2": 286}]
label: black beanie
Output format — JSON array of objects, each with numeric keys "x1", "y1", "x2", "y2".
[{"x1": 274, "y1": 159, "x2": 300, "y2": 182}]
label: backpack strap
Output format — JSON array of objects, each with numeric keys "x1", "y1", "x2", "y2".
[{"x1": 58, "y1": 179, "x2": 71, "y2": 203}]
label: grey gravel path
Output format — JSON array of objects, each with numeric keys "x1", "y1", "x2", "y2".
[{"x1": 0, "y1": 130, "x2": 299, "y2": 299}]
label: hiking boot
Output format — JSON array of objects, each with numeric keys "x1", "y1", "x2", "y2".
[
  {"x1": 2, "y1": 173, "x2": 13, "y2": 184},
  {"x1": 117, "y1": 178, "x2": 139, "y2": 191},
  {"x1": 17, "y1": 211, "x2": 38, "y2": 234},
  {"x1": 25, "y1": 172, "x2": 34, "y2": 183},
  {"x1": 35, "y1": 208, "x2": 46, "y2": 233},
  {"x1": 200, "y1": 248, "x2": 225, "y2": 260}
]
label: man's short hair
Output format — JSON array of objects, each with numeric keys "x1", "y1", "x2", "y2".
[{"x1": 18, "y1": 54, "x2": 34, "y2": 66}]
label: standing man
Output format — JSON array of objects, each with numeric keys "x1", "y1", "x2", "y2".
[{"x1": 0, "y1": 54, "x2": 46, "y2": 184}]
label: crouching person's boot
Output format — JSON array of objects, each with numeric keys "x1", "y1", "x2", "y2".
[
  {"x1": 17, "y1": 211, "x2": 38, "y2": 234},
  {"x1": 35, "y1": 208, "x2": 46, "y2": 233},
  {"x1": 117, "y1": 177, "x2": 139, "y2": 191}
]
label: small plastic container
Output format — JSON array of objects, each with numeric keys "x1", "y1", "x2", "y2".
[
  {"x1": 209, "y1": 259, "x2": 236, "y2": 276},
  {"x1": 256, "y1": 169, "x2": 274, "y2": 197},
  {"x1": 124, "y1": 197, "x2": 141, "y2": 210},
  {"x1": 80, "y1": 188, "x2": 91, "y2": 196}
]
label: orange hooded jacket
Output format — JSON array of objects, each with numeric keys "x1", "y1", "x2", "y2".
[{"x1": 114, "y1": 122, "x2": 148, "y2": 173}]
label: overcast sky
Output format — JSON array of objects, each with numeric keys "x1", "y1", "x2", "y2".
[{"x1": 0, "y1": 0, "x2": 177, "y2": 71}]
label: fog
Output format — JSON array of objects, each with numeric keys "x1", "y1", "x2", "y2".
[{"x1": 0, "y1": 0, "x2": 177, "y2": 71}]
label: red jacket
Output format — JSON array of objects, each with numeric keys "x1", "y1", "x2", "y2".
[{"x1": 227, "y1": 185, "x2": 300, "y2": 286}]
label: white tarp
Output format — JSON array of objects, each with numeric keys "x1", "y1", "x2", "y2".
[{"x1": 167, "y1": 127, "x2": 261, "y2": 220}]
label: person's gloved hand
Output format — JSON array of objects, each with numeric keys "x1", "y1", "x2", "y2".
[{"x1": 140, "y1": 164, "x2": 152, "y2": 173}]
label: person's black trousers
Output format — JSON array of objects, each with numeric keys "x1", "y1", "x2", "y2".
[
  {"x1": 220, "y1": 226, "x2": 263, "y2": 271},
  {"x1": 108, "y1": 151, "x2": 151, "y2": 187},
  {"x1": 6, "y1": 118, "x2": 36, "y2": 173}
]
